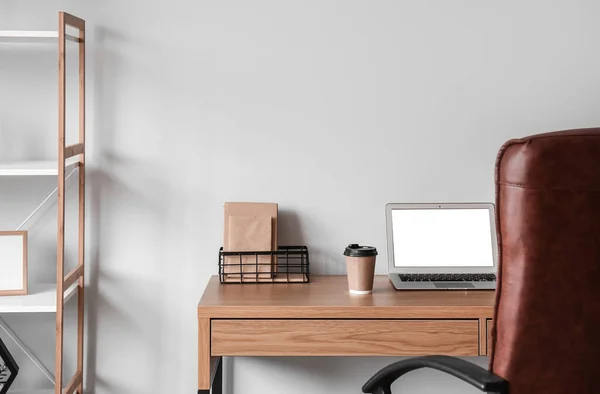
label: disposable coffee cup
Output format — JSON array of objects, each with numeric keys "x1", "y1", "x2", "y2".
[{"x1": 344, "y1": 244, "x2": 378, "y2": 295}]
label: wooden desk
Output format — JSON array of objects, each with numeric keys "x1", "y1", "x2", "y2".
[{"x1": 197, "y1": 275, "x2": 495, "y2": 393}]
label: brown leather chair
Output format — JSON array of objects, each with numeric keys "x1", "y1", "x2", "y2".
[{"x1": 363, "y1": 129, "x2": 600, "y2": 394}]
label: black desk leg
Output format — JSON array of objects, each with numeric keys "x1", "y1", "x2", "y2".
[
  {"x1": 213, "y1": 357, "x2": 223, "y2": 394},
  {"x1": 199, "y1": 357, "x2": 223, "y2": 394}
]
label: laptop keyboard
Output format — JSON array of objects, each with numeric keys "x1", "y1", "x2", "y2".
[{"x1": 399, "y1": 273, "x2": 496, "y2": 282}]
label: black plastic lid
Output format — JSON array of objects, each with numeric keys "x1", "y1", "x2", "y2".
[{"x1": 343, "y1": 244, "x2": 378, "y2": 257}]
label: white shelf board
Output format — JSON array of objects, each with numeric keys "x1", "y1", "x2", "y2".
[
  {"x1": 0, "y1": 283, "x2": 78, "y2": 313},
  {"x1": 0, "y1": 30, "x2": 80, "y2": 43},
  {"x1": 0, "y1": 30, "x2": 58, "y2": 38},
  {"x1": 0, "y1": 160, "x2": 79, "y2": 176}
]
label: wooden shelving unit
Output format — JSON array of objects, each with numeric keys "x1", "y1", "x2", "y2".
[{"x1": 0, "y1": 12, "x2": 86, "y2": 394}]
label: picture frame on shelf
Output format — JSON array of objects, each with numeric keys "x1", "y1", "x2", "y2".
[
  {"x1": 0, "y1": 336, "x2": 19, "y2": 394},
  {"x1": 0, "y1": 231, "x2": 28, "y2": 296}
]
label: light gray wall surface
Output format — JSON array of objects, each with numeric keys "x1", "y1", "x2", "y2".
[{"x1": 2, "y1": 1, "x2": 600, "y2": 393}]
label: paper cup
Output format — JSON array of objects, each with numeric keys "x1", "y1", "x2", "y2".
[{"x1": 344, "y1": 244, "x2": 377, "y2": 295}]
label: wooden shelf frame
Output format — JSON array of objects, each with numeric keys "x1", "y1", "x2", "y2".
[
  {"x1": 55, "y1": 12, "x2": 86, "y2": 394},
  {"x1": 0, "y1": 12, "x2": 86, "y2": 394}
]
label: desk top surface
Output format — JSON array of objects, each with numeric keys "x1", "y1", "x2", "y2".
[{"x1": 198, "y1": 275, "x2": 495, "y2": 319}]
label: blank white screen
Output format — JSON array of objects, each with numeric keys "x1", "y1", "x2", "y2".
[{"x1": 392, "y1": 208, "x2": 494, "y2": 267}]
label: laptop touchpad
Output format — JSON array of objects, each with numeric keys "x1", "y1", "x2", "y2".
[{"x1": 434, "y1": 282, "x2": 475, "y2": 289}]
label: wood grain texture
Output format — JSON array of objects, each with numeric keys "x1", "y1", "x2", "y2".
[
  {"x1": 63, "y1": 369, "x2": 82, "y2": 394},
  {"x1": 479, "y1": 318, "x2": 487, "y2": 356},
  {"x1": 55, "y1": 12, "x2": 67, "y2": 394},
  {"x1": 62, "y1": 12, "x2": 85, "y2": 30},
  {"x1": 198, "y1": 276, "x2": 495, "y2": 319},
  {"x1": 56, "y1": 12, "x2": 86, "y2": 394},
  {"x1": 77, "y1": 21, "x2": 85, "y2": 394},
  {"x1": 212, "y1": 319, "x2": 479, "y2": 356},
  {"x1": 198, "y1": 275, "x2": 495, "y2": 389},
  {"x1": 64, "y1": 142, "x2": 84, "y2": 158},
  {"x1": 487, "y1": 319, "x2": 493, "y2": 356},
  {"x1": 76, "y1": 283, "x2": 84, "y2": 394},
  {"x1": 198, "y1": 318, "x2": 211, "y2": 390},
  {"x1": 63, "y1": 264, "x2": 83, "y2": 289}
]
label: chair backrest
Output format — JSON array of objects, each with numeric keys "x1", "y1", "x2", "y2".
[{"x1": 491, "y1": 129, "x2": 600, "y2": 393}]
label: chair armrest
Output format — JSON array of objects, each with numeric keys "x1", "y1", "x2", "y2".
[{"x1": 362, "y1": 355, "x2": 508, "y2": 394}]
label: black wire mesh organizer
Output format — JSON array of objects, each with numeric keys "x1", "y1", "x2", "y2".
[{"x1": 218, "y1": 246, "x2": 310, "y2": 283}]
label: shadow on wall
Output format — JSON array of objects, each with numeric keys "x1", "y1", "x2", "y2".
[
  {"x1": 87, "y1": 23, "x2": 187, "y2": 393},
  {"x1": 278, "y1": 209, "x2": 343, "y2": 275},
  {"x1": 87, "y1": 162, "x2": 171, "y2": 393},
  {"x1": 85, "y1": 24, "x2": 111, "y2": 393},
  {"x1": 86, "y1": 25, "x2": 134, "y2": 393},
  {"x1": 278, "y1": 209, "x2": 306, "y2": 247}
]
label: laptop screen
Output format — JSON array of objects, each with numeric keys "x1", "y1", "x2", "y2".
[{"x1": 392, "y1": 208, "x2": 494, "y2": 267}]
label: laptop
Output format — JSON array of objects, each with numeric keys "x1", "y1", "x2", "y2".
[{"x1": 386, "y1": 203, "x2": 498, "y2": 290}]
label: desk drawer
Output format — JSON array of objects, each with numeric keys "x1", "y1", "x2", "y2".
[{"x1": 211, "y1": 319, "x2": 479, "y2": 356}]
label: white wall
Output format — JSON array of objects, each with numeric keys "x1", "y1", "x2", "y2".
[{"x1": 2, "y1": 0, "x2": 600, "y2": 393}]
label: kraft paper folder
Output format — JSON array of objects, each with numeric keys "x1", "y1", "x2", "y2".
[{"x1": 223, "y1": 202, "x2": 278, "y2": 281}]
